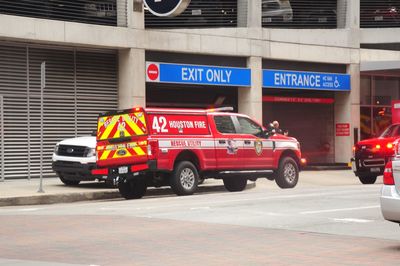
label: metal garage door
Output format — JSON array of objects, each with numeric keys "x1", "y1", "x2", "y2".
[{"x1": 0, "y1": 43, "x2": 118, "y2": 180}]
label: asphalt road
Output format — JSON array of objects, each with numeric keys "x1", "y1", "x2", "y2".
[{"x1": 1, "y1": 170, "x2": 400, "y2": 265}]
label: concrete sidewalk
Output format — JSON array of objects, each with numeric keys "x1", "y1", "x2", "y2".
[{"x1": 0, "y1": 177, "x2": 251, "y2": 207}]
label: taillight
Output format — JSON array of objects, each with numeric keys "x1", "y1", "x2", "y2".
[
  {"x1": 147, "y1": 139, "x2": 159, "y2": 160},
  {"x1": 375, "y1": 144, "x2": 381, "y2": 150},
  {"x1": 386, "y1": 143, "x2": 394, "y2": 149},
  {"x1": 383, "y1": 161, "x2": 395, "y2": 185}
]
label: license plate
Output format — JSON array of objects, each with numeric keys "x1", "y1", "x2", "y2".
[
  {"x1": 370, "y1": 167, "x2": 380, "y2": 173},
  {"x1": 118, "y1": 166, "x2": 128, "y2": 174}
]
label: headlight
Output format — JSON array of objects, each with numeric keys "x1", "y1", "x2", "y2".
[
  {"x1": 86, "y1": 148, "x2": 96, "y2": 157},
  {"x1": 54, "y1": 145, "x2": 59, "y2": 154}
]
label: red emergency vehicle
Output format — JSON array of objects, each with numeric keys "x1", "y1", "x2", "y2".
[
  {"x1": 352, "y1": 123, "x2": 400, "y2": 184},
  {"x1": 92, "y1": 107, "x2": 303, "y2": 199}
]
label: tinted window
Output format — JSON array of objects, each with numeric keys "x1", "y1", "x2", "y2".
[
  {"x1": 214, "y1": 116, "x2": 236, "y2": 134},
  {"x1": 381, "y1": 124, "x2": 400, "y2": 138},
  {"x1": 237, "y1": 117, "x2": 263, "y2": 136}
]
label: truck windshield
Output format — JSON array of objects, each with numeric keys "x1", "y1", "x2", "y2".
[
  {"x1": 97, "y1": 111, "x2": 147, "y2": 141},
  {"x1": 380, "y1": 124, "x2": 400, "y2": 138}
]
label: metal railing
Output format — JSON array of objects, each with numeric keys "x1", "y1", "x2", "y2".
[
  {"x1": 361, "y1": 0, "x2": 400, "y2": 28},
  {"x1": 0, "y1": 0, "x2": 126, "y2": 27},
  {"x1": 145, "y1": 0, "x2": 238, "y2": 28},
  {"x1": 261, "y1": 0, "x2": 344, "y2": 29}
]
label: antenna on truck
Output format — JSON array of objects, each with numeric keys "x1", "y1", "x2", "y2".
[{"x1": 207, "y1": 107, "x2": 234, "y2": 112}]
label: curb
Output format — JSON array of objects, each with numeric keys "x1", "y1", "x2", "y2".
[
  {"x1": 0, "y1": 191, "x2": 121, "y2": 207},
  {"x1": 0, "y1": 181, "x2": 256, "y2": 207}
]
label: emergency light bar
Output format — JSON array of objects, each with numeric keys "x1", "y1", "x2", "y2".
[{"x1": 207, "y1": 107, "x2": 234, "y2": 112}]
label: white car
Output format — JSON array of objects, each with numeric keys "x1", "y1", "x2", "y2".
[
  {"x1": 262, "y1": 0, "x2": 293, "y2": 23},
  {"x1": 52, "y1": 135, "x2": 98, "y2": 186},
  {"x1": 380, "y1": 139, "x2": 400, "y2": 225}
]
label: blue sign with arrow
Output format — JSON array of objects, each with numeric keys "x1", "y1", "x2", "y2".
[{"x1": 263, "y1": 69, "x2": 351, "y2": 91}]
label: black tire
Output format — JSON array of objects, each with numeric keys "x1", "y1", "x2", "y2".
[
  {"x1": 198, "y1": 177, "x2": 205, "y2": 185},
  {"x1": 118, "y1": 177, "x2": 147, "y2": 200},
  {"x1": 358, "y1": 175, "x2": 377, "y2": 184},
  {"x1": 275, "y1": 157, "x2": 299, "y2": 189},
  {"x1": 223, "y1": 177, "x2": 247, "y2": 192},
  {"x1": 59, "y1": 174, "x2": 80, "y2": 186},
  {"x1": 170, "y1": 161, "x2": 199, "y2": 196}
]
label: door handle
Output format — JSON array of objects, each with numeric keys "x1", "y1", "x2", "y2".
[
  {"x1": 219, "y1": 140, "x2": 226, "y2": 144},
  {"x1": 244, "y1": 140, "x2": 251, "y2": 145}
]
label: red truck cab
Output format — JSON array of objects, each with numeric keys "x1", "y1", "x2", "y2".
[
  {"x1": 93, "y1": 107, "x2": 302, "y2": 199},
  {"x1": 352, "y1": 123, "x2": 400, "y2": 184}
]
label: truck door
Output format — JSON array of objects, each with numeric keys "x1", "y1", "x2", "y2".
[
  {"x1": 213, "y1": 115, "x2": 242, "y2": 170},
  {"x1": 235, "y1": 116, "x2": 274, "y2": 169}
]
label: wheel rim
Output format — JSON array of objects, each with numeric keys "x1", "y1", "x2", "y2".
[
  {"x1": 283, "y1": 163, "x2": 296, "y2": 183},
  {"x1": 180, "y1": 167, "x2": 195, "y2": 190}
]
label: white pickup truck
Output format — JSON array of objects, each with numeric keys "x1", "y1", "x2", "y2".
[{"x1": 52, "y1": 135, "x2": 99, "y2": 186}]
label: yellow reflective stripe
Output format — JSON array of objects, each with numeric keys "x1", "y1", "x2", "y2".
[
  {"x1": 133, "y1": 147, "x2": 146, "y2": 156},
  {"x1": 123, "y1": 114, "x2": 144, "y2": 136},
  {"x1": 100, "y1": 150, "x2": 111, "y2": 160},
  {"x1": 102, "y1": 116, "x2": 118, "y2": 140},
  {"x1": 136, "y1": 112, "x2": 146, "y2": 126}
]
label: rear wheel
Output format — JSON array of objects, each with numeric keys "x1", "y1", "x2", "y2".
[
  {"x1": 118, "y1": 177, "x2": 147, "y2": 199},
  {"x1": 223, "y1": 177, "x2": 247, "y2": 192},
  {"x1": 170, "y1": 161, "x2": 199, "y2": 196},
  {"x1": 275, "y1": 157, "x2": 299, "y2": 189},
  {"x1": 58, "y1": 174, "x2": 80, "y2": 186},
  {"x1": 358, "y1": 175, "x2": 377, "y2": 184}
]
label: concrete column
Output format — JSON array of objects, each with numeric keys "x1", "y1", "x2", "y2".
[
  {"x1": 119, "y1": 0, "x2": 144, "y2": 29},
  {"x1": 345, "y1": 0, "x2": 360, "y2": 29},
  {"x1": 117, "y1": 0, "x2": 128, "y2": 27},
  {"x1": 239, "y1": 56, "x2": 263, "y2": 124},
  {"x1": 237, "y1": 0, "x2": 261, "y2": 28},
  {"x1": 118, "y1": 48, "x2": 146, "y2": 109},
  {"x1": 334, "y1": 64, "x2": 360, "y2": 163},
  {"x1": 131, "y1": 0, "x2": 145, "y2": 29}
]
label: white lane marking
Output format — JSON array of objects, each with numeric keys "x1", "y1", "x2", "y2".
[
  {"x1": 333, "y1": 218, "x2": 374, "y2": 223},
  {"x1": 94, "y1": 190, "x2": 379, "y2": 212},
  {"x1": 300, "y1": 205, "x2": 380, "y2": 215},
  {"x1": 18, "y1": 208, "x2": 41, "y2": 212},
  {"x1": 190, "y1": 207, "x2": 211, "y2": 210}
]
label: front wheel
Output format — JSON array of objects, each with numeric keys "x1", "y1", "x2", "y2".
[
  {"x1": 59, "y1": 174, "x2": 80, "y2": 186},
  {"x1": 358, "y1": 175, "x2": 377, "y2": 184},
  {"x1": 223, "y1": 177, "x2": 247, "y2": 192},
  {"x1": 118, "y1": 177, "x2": 147, "y2": 200},
  {"x1": 170, "y1": 161, "x2": 199, "y2": 196},
  {"x1": 275, "y1": 157, "x2": 299, "y2": 189}
]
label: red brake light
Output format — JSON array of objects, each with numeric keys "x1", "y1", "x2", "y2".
[
  {"x1": 375, "y1": 144, "x2": 381, "y2": 150},
  {"x1": 147, "y1": 139, "x2": 159, "y2": 160},
  {"x1": 387, "y1": 143, "x2": 394, "y2": 149},
  {"x1": 383, "y1": 161, "x2": 395, "y2": 185},
  {"x1": 92, "y1": 168, "x2": 108, "y2": 176}
]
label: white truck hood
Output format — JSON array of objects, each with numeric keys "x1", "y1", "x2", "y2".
[{"x1": 57, "y1": 136, "x2": 96, "y2": 148}]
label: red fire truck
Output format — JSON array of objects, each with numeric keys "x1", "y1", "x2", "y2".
[{"x1": 92, "y1": 107, "x2": 303, "y2": 199}]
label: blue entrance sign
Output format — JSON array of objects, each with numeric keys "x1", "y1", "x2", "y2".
[
  {"x1": 263, "y1": 69, "x2": 351, "y2": 91},
  {"x1": 146, "y1": 62, "x2": 251, "y2": 87}
]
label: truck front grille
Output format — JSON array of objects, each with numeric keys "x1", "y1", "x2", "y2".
[
  {"x1": 362, "y1": 159, "x2": 385, "y2": 167},
  {"x1": 57, "y1": 145, "x2": 87, "y2": 157}
]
